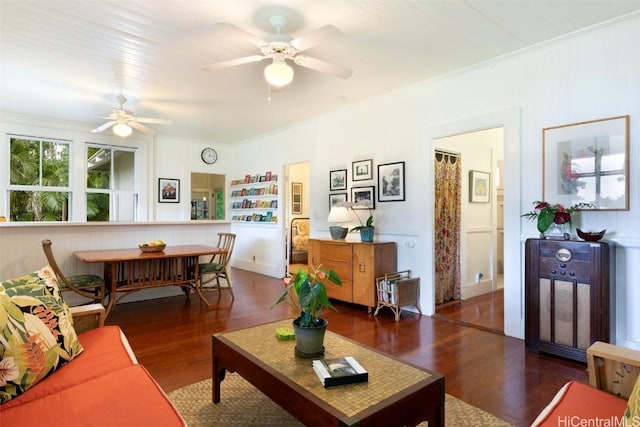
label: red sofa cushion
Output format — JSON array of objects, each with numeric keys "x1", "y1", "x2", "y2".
[
  {"x1": 2, "y1": 326, "x2": 136, "y2": 409},
  {"x1": 0, "y1": 364, "x2": 185, "y2": 426},
  {"x1": 533, "y1": 381, "x2": 627, "y2": 426}
]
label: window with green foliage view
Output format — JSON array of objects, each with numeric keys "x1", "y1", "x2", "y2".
[{"x1": 9, "y1": 137, "x2": 70, "y2": 221}]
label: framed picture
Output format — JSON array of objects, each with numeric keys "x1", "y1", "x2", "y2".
[
  {"x1": 352, "y1": 159, "x2": 373, "y2": 181},
  {"x1": 159, "y1": 178, "x2": 180, "y2": 203},
  {"x1": 329, "y1": 169, "x2": 347, "y2": 191},
  {"x1": 351, "y1": 186, "x2": 375, "y2": 209},
  {"x1": 543, "y1": 115, "x2": 629, "y2": 210},
  {"x1": 378, "y1": 161, "x2": 405, "y2": 202},
  {"x1": 469, "y1": 170, "x2": 490, "y2": 203},
  {"x1": 329, "y1": 193, "x2": 348, "y2": 209},
  {"x1": 291, "y1": 182, "x2": 302, "y2": 214}
]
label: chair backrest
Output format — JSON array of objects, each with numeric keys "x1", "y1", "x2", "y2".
[
  {"x1": 216, "y1": 233, "x2": 236, "y2": 266},
  {"x1": 41, "y1": 239, "x2": 74, "y2": 288}
]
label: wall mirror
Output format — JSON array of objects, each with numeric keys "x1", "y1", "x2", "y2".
[
  {"x1": 543, "y1": 115, "x2": 629, "y2": 211},
  {"x1": 191, "y1": 173, "x2": 225, "y2": 220}
]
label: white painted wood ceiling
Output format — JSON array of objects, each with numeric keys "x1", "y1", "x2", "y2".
[{"x1": 2, "y1": 1, "x2": 640, "y2": 143}]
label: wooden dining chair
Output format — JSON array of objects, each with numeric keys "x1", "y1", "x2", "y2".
[
  {"x1": 198, "y1": 233, "x2": 236, "y2": 299},
  {"x1": 41, "y1": 239, "x2": 106, "y2": 304}
]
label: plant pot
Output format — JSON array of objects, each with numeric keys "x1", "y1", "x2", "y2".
[
  {"x1": 541, "y1": 222, "x2": 570, "y2": 240},
  {"x1": 292, "y1": 317, "x2": 327, "y2": 358},
  {"x1": 359, "y1": 226, "x2": 374, "y2": 242}
]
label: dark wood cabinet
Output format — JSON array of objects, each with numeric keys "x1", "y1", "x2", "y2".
[{"x1": 525, "y1": 238, "x2": 615, "y2": 363}]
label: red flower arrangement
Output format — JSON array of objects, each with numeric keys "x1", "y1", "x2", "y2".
[{"x1": 522, "y1": 201, "x2": 595, "y2": 233}]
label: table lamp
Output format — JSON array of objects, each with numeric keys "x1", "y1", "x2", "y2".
[{"x1": 327, "y1": 206, "x2": 350, "y2": 240}]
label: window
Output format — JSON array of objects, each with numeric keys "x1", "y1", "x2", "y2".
[
  {"x1": 86, "y1": 145, "x2": 137, "y2": 221},
  {"x1": 9, "y1": 136, "x2": 71, "y2": 221}
]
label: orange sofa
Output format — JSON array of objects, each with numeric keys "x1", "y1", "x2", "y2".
[
  {"x1": 0, "y1": 304, "x2": 185, "y2": 426},
  {"x1": 532, "y1": 341, "x2": 640, "y2": 426}
]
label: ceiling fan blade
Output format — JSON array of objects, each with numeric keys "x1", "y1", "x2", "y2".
[
  {"x1": 91, "y1": 121, "x2": 117, "y2": 133},
  {"x1": 129, "y1": 121, "x2": 156, "y2": 135},
  {"x1": 214, "y1": 23, "x2": 268, "y2": 48},
  {"x1": 294, "y1": 55, "x2": 353, "y2": 79},
  {"x1": 202, "y1": 55, "x2": 267, "y2": 72},
  {"x1": 290, "y1": 25, "x2": 342, "y2": 51},
  {"x1": 136, "y1": 117, "x2": 173, "y2": 125}
]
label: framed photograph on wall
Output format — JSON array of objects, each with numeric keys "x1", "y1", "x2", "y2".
[
  {"x1": 159, "y1": 178, "x2": 180, "y2": 203},
  {"x1": 543, "y1": 115, "x2": 629, "y2": 210},
  {"x1": 378, "y1": 161, "x2": 405, "y2": 202},
  {"x1": 292, "y1": 182, "x2": 302, "y2": 214},
  {"x1": 352, "y1": 159, "x2": 373, "y2": 181},
  {"x1": 351, "y1": 186, "x2": 375, "y2": 209},
  {"x1": 329, "y1": 169, "x2": 347, "y2": 191},
  {"x1": 329, "y1": 193, "x2": 348, "y2": 209},
  {"x1": 469, "y1": 170, "x2": 490, "y2": 203}
]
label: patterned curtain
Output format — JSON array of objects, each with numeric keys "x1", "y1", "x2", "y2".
[{"x1": 434, "y1": 151, "x2": 461, "y2": 304}]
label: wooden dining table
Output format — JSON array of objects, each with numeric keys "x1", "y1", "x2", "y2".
[{"x1": 73, "y1": 244, "x2": 226, "y2": 317}]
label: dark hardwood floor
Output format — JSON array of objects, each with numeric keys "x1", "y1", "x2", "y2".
[
  {"x1": 106, "y1": 268, "x2": 587, "y2": 427},
  {"x1": 435, "y1": 288, "x2": 505, "y2": 334}
]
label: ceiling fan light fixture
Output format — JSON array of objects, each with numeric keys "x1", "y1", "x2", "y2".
[
  {"x1": 113, "y1": 122, "x2": 132, "y2": 137},
  {"x1": 264, "y1": 60, "x2": 294, "y2": 87}
]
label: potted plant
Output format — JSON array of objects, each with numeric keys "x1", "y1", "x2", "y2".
[
  {"x1": 350, "y1": 208, "x2": 374, "y2": 242},
  {"x1": 522, "y1": 201, "x2": 595, "y2": 239},
  {"x1": 272, "y1": 265, "x2": 342, "y2": 357}
]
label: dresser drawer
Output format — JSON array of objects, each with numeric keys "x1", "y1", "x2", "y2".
[{"x1": 318, "y1": 242, "x2": 352, "y2": 261}]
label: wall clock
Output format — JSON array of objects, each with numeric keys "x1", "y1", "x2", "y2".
[{"x1": 201, "y1": 148, "x2": 217, "y2": 164}]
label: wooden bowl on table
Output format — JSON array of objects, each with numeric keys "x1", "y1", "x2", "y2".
[
  {"x1": 576, "y1": 229, "x2": 606, "y2": 242},
  {"x1": 139, "y1": 244, "x2": 167, "y2": 253}
]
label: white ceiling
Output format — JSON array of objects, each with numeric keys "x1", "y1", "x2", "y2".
[{"x1": 2, "y1": 1, "x2": 640, "y2": 143}]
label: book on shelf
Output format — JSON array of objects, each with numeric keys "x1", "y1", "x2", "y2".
[{"x1": 312, "y1": 356, "x2": 368, "y2": 388}]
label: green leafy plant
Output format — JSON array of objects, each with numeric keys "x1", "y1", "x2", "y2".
[
  {"x1": 272, "y1": 265, "x2": 342, "y2": 327},
  {"x1": 349, "y1": 208, "x2": 374, "y2": 232},
  {"x1": 522, "y1": 201, "x2": 595, "y2": 233}
]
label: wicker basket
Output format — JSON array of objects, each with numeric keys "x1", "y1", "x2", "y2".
[{"x1": 139, "y1": 244, "x2": 166, "y2": 253}]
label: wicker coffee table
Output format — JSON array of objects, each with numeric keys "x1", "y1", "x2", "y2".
[{"x1": 212, "y1": 320, "x2": 445, "y2": 426}]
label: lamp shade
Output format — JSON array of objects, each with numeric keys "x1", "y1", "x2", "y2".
[
  {"x1": 264, "y1": 60, "x2": 294, "y2": 87},
  {"x1": 113, "y1": 123, "x2": 132, "y2": 137},
  {"x1": 327, "y1": 206, "x2": 350, "y2": 223}
]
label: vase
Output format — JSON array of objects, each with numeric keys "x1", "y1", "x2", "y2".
[
  {"x1": 359, "y1": 226, "x2": 374, "y2": 242},
  {"x1": 292, "y1": 317, "x2": 327, "y2": 358},
  {"x1": 542, "y1": 222, "x2": 570, "y2": 240}
]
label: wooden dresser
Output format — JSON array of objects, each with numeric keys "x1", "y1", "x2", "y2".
[
  {"x1": 308, "y1": 238, "x2": 397, "y2": 311},
  {"x1": 525, "y1": 238, "x2": 615, "y2": 363}
]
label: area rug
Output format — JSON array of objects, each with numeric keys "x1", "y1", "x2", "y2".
[{"x1": 167, "y1": 373, "x2": 513, "y2": 426}]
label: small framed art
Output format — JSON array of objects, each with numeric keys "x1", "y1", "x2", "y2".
[
  {"x1": 159, "y1": 178, "x2": 180, "y2": 203},
  {"x1": 378, "y1": 161, "x2": 405, "y2": 202},
  {"x1": 329, "y1": 193, "x2": 348, "y2": 209},
  {"x1": 469, "y1": 170, "x2": 490, "y2": 203},
  {"x1": 352, "y1": 159, "x2": 373, "y2": 181},
  {"x1": 351, "y1": 186, "x2": 375, "y2": 209},
  {"x1": 292, "y1": 182, "x2": 302, "y2": 214},
  {"x1": 330, "y1": 169, "x2": 347, "y2": 191}
]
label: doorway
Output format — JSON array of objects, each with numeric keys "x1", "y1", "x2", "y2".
[
  {"x1": 433, "y1": 127, "x2": 504, "y2": 333},
  {"x1": 284, "y1": 161, "x2": 310, "y2": 276},
  {"x1": 190, "y1": 173, "x2": 225, "y2": 220}
]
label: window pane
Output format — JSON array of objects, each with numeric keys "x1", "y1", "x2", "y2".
[
  {"x1": 113, "y1": 150, "x2": 135, "y2": 190},
  {"x1": 9, "y1": 190, "x2": 69, "y2": 221},
  {"x1": 10, "y1": 139, "x2": 39, "y2": 185},
  {"x1": 87, "y1": 148, "x2": 111, "y2": 189},
  {"x1": 42, "y1": 141, "x2": 69, "y2": 186},
  {"x1": 87, "y1": 193, "x2": 110, "y2": 221},
  {"x1": 113, "y1": 193, "x2": 136, "y2": 221}
]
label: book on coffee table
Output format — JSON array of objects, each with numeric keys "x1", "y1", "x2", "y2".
[{"x1": 312, "y1": 356, "x2": 368, "y2": 388}]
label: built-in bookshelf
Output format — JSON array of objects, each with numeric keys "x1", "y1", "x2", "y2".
[{"x1": 229, "y1": 171, "x2": 278, "y2": 224}]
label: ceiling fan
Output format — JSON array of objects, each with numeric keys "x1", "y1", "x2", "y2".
[
  {"x1": 202, "y1": 15, "x2": 353, "y2": 87},
  {"x1": 91, "y1": 95, "x2": 172, "y2": 137}
]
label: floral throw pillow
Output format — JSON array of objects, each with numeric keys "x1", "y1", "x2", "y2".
[
  {"x1": 0, "y1": 266, "x2": 83, "y2": 404},
  {"x1": 624, "y1": 373, "x2": 640, "y2": 426}
]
